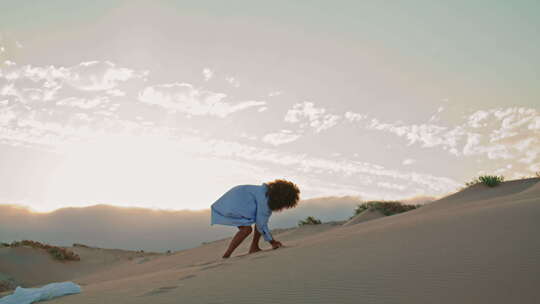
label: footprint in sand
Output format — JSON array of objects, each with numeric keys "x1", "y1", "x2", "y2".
[
  {"x1": 200, "y1": 263, "x2": 229, "y2": 270},
  {"x1": 139, "y1": 285, "x2": 178, "y2": 296},
  {"x1": 250, "y1": 255, "x2": 269, "y2": 260},
  {"x1": 192, "y1": 260, "x2": 216, "y2": 266},
  {"x1": 136, "y1": 257, "x2": 151, "y2": 264},
  {"x1": 179, "y1": 274, "x2": 196, "y2": 281}
]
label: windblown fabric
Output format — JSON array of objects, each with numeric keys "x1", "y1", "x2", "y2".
[{"x1": 0, "y1": 282, "x2": 81, "y2": 304}]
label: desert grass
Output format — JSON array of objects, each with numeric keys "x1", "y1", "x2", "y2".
[
  {"x1": 8, "y1": 240, "x2": 80, "y2": 261},
  {"x1": 298, "y1": 216, "x2": 322, "y2": 226},
  {"x1": 466, "y1": 175, "x2": 505, "y2": 188},
  {"x1": 0, "y1": 280, "x2": 15, "y2": 293},
  {"x1": 353, "y1": 201, "x2": 420, "y2": 217}
]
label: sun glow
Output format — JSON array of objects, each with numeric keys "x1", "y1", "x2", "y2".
[{"x1": 37, "y1": 135, "x2": 228, "y2": 212}]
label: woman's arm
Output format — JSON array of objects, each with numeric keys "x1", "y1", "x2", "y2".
[
  {"x1": 256, "y1": 211, "x2": 283, "y2": 249},
  {"x1": 255, "y1": 209, "x2": 274, "y2": 242}
]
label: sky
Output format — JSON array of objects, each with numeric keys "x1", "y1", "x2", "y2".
[{"x1": 0, "y1": 0, "x2": 539, "y2": 212}]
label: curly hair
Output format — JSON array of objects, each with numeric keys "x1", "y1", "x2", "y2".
[{"x1": 265, "y1": 179, "x2": 300, "y2": 211}]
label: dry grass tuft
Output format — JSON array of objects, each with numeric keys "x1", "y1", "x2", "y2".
[
  {"x1": 298, "y1": 216, "x2": 322, "y2": 226},
  {"x1": 0, "y1": 280, "x2": 16, "y2": 293},
  {"x1": 466, "y1": 175, "x2": 504, "y2": 188},
  {"x1": 353, "y1": 201, "x2": 420, "y2": 217},
  {"x1": 9, "y1": 240, "x2": 80, "y2": 261}
]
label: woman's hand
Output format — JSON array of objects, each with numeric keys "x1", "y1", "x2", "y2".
[{"x1": 270, "y1": 240, "x2": 283, "y2": 249}]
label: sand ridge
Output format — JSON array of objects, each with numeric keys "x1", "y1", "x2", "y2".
[{"x1": 343, "y1": 208, "x2": 386, "y2": 226}]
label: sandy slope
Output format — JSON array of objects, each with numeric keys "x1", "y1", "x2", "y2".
[
  {"x1": 0, "y1": 245, "x2": 158, "y2": 288},
  {"x1": 3, "y1": 178, "x2": 540, "y2": 304},
  {"x1": 343, "y1": 208, "x2": 385, "y2": 226}
]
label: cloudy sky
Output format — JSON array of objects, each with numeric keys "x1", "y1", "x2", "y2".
[{"x1": 1, "y1": 1, "x2": 539, "y2": 212}]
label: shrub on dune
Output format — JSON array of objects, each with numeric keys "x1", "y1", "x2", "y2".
[
  {"x1": 479, "y1": 175, "x2": 504, "y2": 187},
  {"x1": 0, "y1": 279, "x2": 16, "y2": 292},
  {"x1": 9, "y1": 240, "x2": 80, "y2": 261},
  {"x1": 47, "y1": 247, "x2": 80, "y2": 261},
  {"x1": 353, "y1": 201, "x2": 420, "y2": 217},
  {"x1": 466, "y1": 175, "x2": 504, "y2": 188},
  {"x1": 72, "y1": 243, "x2": 91, "y2": 248},
  {"x1": 298, "y1": 216, "x2": 322, "y2": 226}
]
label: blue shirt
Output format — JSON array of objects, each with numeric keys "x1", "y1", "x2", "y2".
[{"x1": 211, "y1": 183, "x2": 273, "y2": 242}]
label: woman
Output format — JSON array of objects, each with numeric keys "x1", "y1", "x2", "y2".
[{"x1": 211, "y1": 179, "x2": 300, "y2": 258}]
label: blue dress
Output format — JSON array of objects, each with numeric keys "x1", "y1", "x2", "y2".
[{"x1": 211, "y1": 183, "x2": 274, "y2": 242}]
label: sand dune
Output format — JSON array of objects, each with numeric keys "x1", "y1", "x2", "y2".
[
  {"x1": 421, "y1": 177, "x2": 539, "y2": 210},
  {"x1": 1, "y1": 178, "x2": 539, "y2": 303},
  {"x1": 343, "y1": 208, "x2": 385, "y2": 226},
  {"x1": 0, "y1": 245, "x2": 159, "y2": 290}
]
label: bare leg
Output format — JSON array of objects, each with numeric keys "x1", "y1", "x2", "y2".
[
  {"x1": 222, "y1": 226, "x2": 252, "y2": 258},
  {"x1": 249, "y1": 225, "x2": 262, "y2": 254}
]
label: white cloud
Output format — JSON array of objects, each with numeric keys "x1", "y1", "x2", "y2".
[
  {"x1": 262, "y1": 130, "x2": 301, "y2": 146},
  {"x1": 519, "y1": 150, "x2": 539, "y2": 164},
  {"x1": 0, "y1": 105, "x2": 16, "y2": 125},
  {"x1": 0, "y1": 60, "x2": 147, "y2": 98},
  {"x1": 0, "y1": 96, "x2": 171, "y2": 152},
  {"x1": 239, "y1": 132, "x2": 258, "y2": 141},
  {"x1": 460, "y1": 132, "x2": 515, "y2": 159},
  {"x1": 529, "y1": 117, "x2": 540, "y2": 130},
  {"x1": 468, "y1": 110, "x2": 489, "y2": 128},
  {"x1": 66, "y1": 61, "x2": 147, "y2": 91},
  {"x1": 367, "y1": 119, "x2": 465, "y2": 149},
  {"x1": 106, "y1": 89, "x2": 126, "y2": 97},
  {"x1": 358, "y1": 107, "x2": 540, "y2": 164},
  {"x1": 200, "y1": 137, "x2": 460, "y2": 194},
  {"x1": 1, "y1": 60, "x2": 145, "y2": 92},
  {"x1": 56, "y1": 96, "x2": 110, "y2": 109},
  {"x1": 0, "y1": 60, "x2": 153, "y2": 150},
  {"x1": 402, "y1": 158, "x2": 416, "y2": 165},
  {"x1": 202, "y1": 68, "x2": 214, "y2": 81},
  {"x1": 377, "y1": 181, "x2": 406, "y2": 191},
  {"x1": 285, "y1": 101, "x2": 340, "y2": 133},
  {"x1": 429, "y1": 106, "x2": 445, "y2": 122},
  {"x1": 138, "y1": 82, "x2": 266, "y2": 118},
  {"x1": 494, "y1": 164, "x2": 513, "y2": 174},
  {"x1": 513, "y1": 138, "x2": 536, "y2": 152},
  {"x1": 462, "y1": 108, "x2": 540, "y2": 161},
  {"x1": 529, "y1": 162, "x2": 540, "y2": 173},
  {"x1": 225, "y1": 76, "x2": 240, "y2": 88},
  {"x1": 268, "y1": 91, "x2": 282, "y2": 97},
  {"x1": 0, "y1": 67, "x2": 64, "y2": 104},
  {"x1": 344, "y1": 111, "x2": 366, "y2": 122},
  {"x1": 0, "y1": 84, "x2": 460, "y2": 201}
]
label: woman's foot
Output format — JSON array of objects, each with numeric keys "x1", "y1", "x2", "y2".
[
  {"x1": 221, "y1": 226, "x2": 252, "y2": 259},
  {"x1": 248, "y1": 247, "x2": 262, "y2": 254}
]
